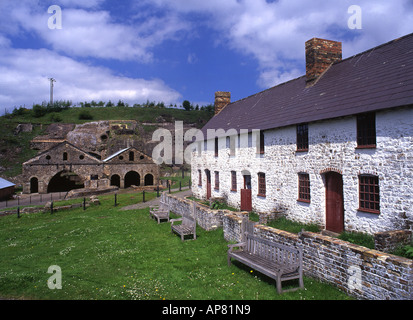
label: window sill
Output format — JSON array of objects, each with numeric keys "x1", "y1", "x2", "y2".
[
  {"x1": 358, "y1": 208, "x2": 380, "y2": 214},
  {"x1": 230, "y1": 189, "x2": 237, "y2": 192},
  {"x1": 257, "y1": 193, "x2": 266, "y2": 198},
  {"x1": 297, "y1": 199, "x2": 311, "y2": 203},
  {"x1": 296, "y1": 148, "x2": 308, "y2": 152}
]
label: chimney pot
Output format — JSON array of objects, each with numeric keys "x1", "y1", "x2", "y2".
[
  {"x1": 214, "y1": 91, "x2": 231, "y2": 115},
  {"x1": 306, "y1": 38, "x2": 342, "y2": 83}
]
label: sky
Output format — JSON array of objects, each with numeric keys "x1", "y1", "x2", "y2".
[{"x1": 0, "y1": 0, "x2": 412, "y2": 115}]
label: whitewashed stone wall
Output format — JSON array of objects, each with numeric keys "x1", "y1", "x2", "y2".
[{"x1": 191, "y1": 106, "x2": 413, "y2": 235}]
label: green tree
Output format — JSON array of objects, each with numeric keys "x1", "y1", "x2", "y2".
[{"x1": 182, "y1": 100, "x2": 192, "y2": 111}]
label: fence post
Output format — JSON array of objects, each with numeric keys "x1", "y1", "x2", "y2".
[
  {"x1": 114, "y1": 193, "x2": 117, "y2": 207},
  {"x1": 179, "y1": 181, "x2": 181, "y2": 191},
  {"x1": 143, "y1": 190, "x2": 145, "y2": 203},
  {"x1": 83, "y1": 197, "x2": 86, "y2": 210},
  {"x1": 50, "y1": 201, "x2": 53, "y2": 215},
  {"x1": 17, "y1": 207, "x2": 20, "y2": 219},
  {"x1": 157, "y1": 187, "x2": 159, "y2": 198}
]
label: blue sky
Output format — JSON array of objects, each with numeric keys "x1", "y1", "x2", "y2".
[{"x1": 0, "y1": 0, "x2": 412, "y2": 115}]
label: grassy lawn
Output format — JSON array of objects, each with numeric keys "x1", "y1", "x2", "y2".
[{"x1": 0, "y1": 193, "x2": 351, "y2": 300}]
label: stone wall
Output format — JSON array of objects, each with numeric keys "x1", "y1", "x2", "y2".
[
  {"x1": 374, "y1": 230, "x2": 412, "y2": 253},
  {"x1": 191, "y1": 106, "x2": 413, "y2": 235},
  {"x1": 162, "y1": 193, "x2": 231, "y2": 231}
]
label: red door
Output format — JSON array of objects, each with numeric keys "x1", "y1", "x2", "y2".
[
  {"x1": 325, "y1": 172, "x2": 344, "y2": 233},
  {"x1": 241, "y1": 175, "x2": 252, "y2": 211},
  {"x1": 205, "y1": 170, "x2": 211, "y2": 200}
]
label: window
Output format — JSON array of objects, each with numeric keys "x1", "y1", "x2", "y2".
[
  {"x1": 357, "y1": 113, "x2": 376, "y2": 148},
  {"x1": 215, "y1": 137, "x2": 219, "y2": 157},
  {"x1": 258, "y1": 131, "x2": 265, "y2": 154},
  {"x1": 359, "y1": 175, "x2": 380, "y2": 213},
  {"x1": 231, "y1": 171, "x2": 237, "y2": 191},
  {"x1": 298, "y1": 173, "x2": 311, "y2": 203},
  {"x1": 198, "y1": 170, "x2": 202, "y2": 186},
  {"x1": 129, "y1": 151, "x2": 134, "y2": 161},
  {"x1": 63, "y1": 152, "x2": 68, "y2": 161},
  {"x1": 258, "y1": 172, "x2": 266, "y2": 197},
  {"x1": 297, "y1": 123, "x2": 309, "y2": 151},
  {"x1": 214, "y1": 171, "x2": 219, "y2": 190}
]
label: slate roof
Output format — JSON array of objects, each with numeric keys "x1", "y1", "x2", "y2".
[{"x1": 202, "y1": 33, "x2": 413, "y2": 137}]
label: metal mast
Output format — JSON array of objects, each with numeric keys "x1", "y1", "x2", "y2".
[{"x1": 49, "y1": 78, "x2": 56, "y2": 105}]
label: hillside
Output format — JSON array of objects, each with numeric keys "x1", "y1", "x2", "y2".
[{"x1": 0, "y1": 105, "x2": 214, "y2": 183}]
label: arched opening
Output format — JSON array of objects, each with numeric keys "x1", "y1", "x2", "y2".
[
  {"x1": 110, "y1": 174, "x2": 121, "y2": 188},
  {"x1": 144, "y1": 174, "x2": 154, "y2": 186},
  {"x1": 30, "y1": 177, "x2": 39, "y2": 193},
  {"x1": 47, "y1": 170, "x2": 85, "y2": 193},
  {"x1": 125, "y1": 171, "x2": 140, "y2": 188}
]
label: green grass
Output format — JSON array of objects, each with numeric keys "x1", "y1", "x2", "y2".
[
  {"x1": 2, "y1": 106, "x2": 213, "y2": 126},
  {"x1": 0, "y1": 193, "x2": 351, "y2": 300},
  {"x1": 267, "y1": 217, "x2": 320, "y2": 234},
  {"x1": 338, "y1": 231, "x2": 375, "y2": 249}
]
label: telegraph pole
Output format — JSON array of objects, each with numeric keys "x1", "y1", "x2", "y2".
[{"x1": 49, "y1": 78, "x2": 56, "y2": 105}]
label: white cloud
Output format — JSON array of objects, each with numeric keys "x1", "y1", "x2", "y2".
[
  {"x1": 0, "y1": 47, "x2": 182, "y2": 111},
  {"x1": 3, "y1": 1, "x2": 189, "y2": 62},
  {"x1": 146, "y1": 0, "x2": 413, "y2": 88}
]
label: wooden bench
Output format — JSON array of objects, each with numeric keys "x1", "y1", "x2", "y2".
[
  {"x1": 170, "y1": 202, "x2": 197, "y2": 241},
  {"x1": 149, "y1": 201, "x2": 170, "y2": 224},
  {"x1": 228, "y1": 233, "x2": 304, "y2": 294}
]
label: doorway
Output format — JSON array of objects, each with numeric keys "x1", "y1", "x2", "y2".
[
  {"x1": 241, "y1": 174, "x2": 252, "y2": 211},
  {"x1": 325, "y1": 172, "x2": 344, "y2": 233},
  {"x1": 205, "y1": 170, "x2": 211, "y2": 200}
]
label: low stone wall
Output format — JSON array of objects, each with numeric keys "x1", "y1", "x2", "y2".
[
  {"x1": 162, "y1": 193, "x2": 233, "y2": 231},
  {"x1": 374, "y1": 230, "x2": 412, "y2": 253}
]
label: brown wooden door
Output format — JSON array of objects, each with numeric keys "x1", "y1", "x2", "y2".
[
  {"x1": 241, "y1": 175, "x2": 252, "y2": 211},
  {"x1": 205, "y1": 170, "x2": 211, "y2": 200},
  {"x1": 325, "y1": 172, "x2": 344, "y2": 233}
]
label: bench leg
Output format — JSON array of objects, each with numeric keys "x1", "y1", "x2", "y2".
[
  {"x1": 276, "y1": 274, "x2": 282, "y2": 294},
  {"x1": 299, "y1": 275, "x2": 304, "y2": 290}
]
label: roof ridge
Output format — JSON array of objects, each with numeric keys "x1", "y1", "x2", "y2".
[{"x1": 338, "y1": 32, "x2": 413, "y2": 65}]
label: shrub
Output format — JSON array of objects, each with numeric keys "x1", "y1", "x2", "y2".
[{"x1": 78, "y1": 110, "x2": 93, "y2": 120}]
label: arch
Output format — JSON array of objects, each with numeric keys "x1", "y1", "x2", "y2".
[
  {"x1": 30, "y1": 177, "x2": 39, "y2": 193},
  {"x1": 144, "y1": 173, "x2": 154, "y2": 186},
  {"x1": 47, "y1": 170, "x2": 85, "y2": 193},
  {"x1": 110, "y1": 174, "x2": 121, "y2": 188},
  {"x1": 125, "y1": 171, "x2": 140, "y2": 188}
]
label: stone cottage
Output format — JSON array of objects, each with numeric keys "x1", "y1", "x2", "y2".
[
  {"x1": 22, "y1": 141, "x2": 159, "y2": 194},
  {"x1": 191, "y1": 33, "x2": 413, "y2": 235}
]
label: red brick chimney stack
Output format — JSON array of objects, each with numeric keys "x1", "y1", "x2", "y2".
[
  {"x1": 305, "y1": 38, "x2": 342, "y2": 83},
  {"x1": 214, "y1": 91, "x2": 231, "y2": 115}
]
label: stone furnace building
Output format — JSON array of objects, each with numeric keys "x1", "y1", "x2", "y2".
[
  {"x1": 191, "y1": 33, "x2": 413, "y2": 235},
  {"x1": 22, "y1": 141, "x2": 159, "y2": 194}
]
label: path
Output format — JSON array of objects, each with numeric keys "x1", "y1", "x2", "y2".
[{"x1": 120, "y1": 189, "x2": 192, "y2": 211}]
